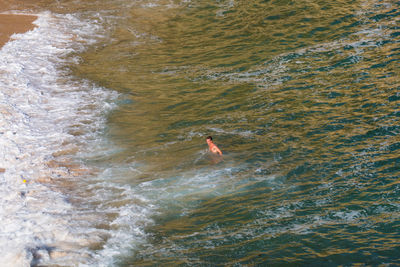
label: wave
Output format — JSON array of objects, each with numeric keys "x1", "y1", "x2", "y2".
[{"x1": 0, "y1": 12, "x2": 134, "y2": 266}]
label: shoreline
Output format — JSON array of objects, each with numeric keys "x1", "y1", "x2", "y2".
[
  {"x1": 0, "y1": 10, "x2": 106, "y2": 265},
  {"x1": 0, "y1": 13, "x2": 37, "y2": 48}
]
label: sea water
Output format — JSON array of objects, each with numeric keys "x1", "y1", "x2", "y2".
[{"x1": 0, "y1": 0, "x2": 399, "y2": 266}]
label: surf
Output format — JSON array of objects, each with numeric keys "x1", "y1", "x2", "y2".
[{"x1": 0, "y1": 12, "x2": 124, "y2": 266}]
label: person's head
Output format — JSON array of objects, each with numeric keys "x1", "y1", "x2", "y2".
[{"x1": 206, "y1": 136, "x2": 213, "y2": 143}]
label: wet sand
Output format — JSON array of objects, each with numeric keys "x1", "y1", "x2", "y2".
[{"x1": 0, "y1": 13, "x2": 37, "y2": 48}]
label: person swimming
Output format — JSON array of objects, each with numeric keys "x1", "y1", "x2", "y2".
[{"x1": 206, "y1": 136, "x2": 222, "y2": 156}]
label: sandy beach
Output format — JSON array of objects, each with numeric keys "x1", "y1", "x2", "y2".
[{"x1": 0, "y1": 13, "x2": 37, "y2": 48}]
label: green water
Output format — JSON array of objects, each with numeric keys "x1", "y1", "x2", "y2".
[{"x1": 20, "y1": 0, "x2": 400, "y2": 265}]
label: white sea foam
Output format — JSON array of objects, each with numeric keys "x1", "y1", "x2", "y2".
[
  {"x1": 0, "y1": 12, "x2": 126, "y2": 266},
  {"x1": 0, "y1": 11, "x2": 197, "y2": 266}
]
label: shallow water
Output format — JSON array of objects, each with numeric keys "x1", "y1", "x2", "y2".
[{"x1": 1, "y1": 0, "x2": 399, "y2": 266}]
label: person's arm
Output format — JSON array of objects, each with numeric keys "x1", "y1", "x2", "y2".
[{"x1": 214, "y1": 145, "x2": 223, "y2": 155}]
